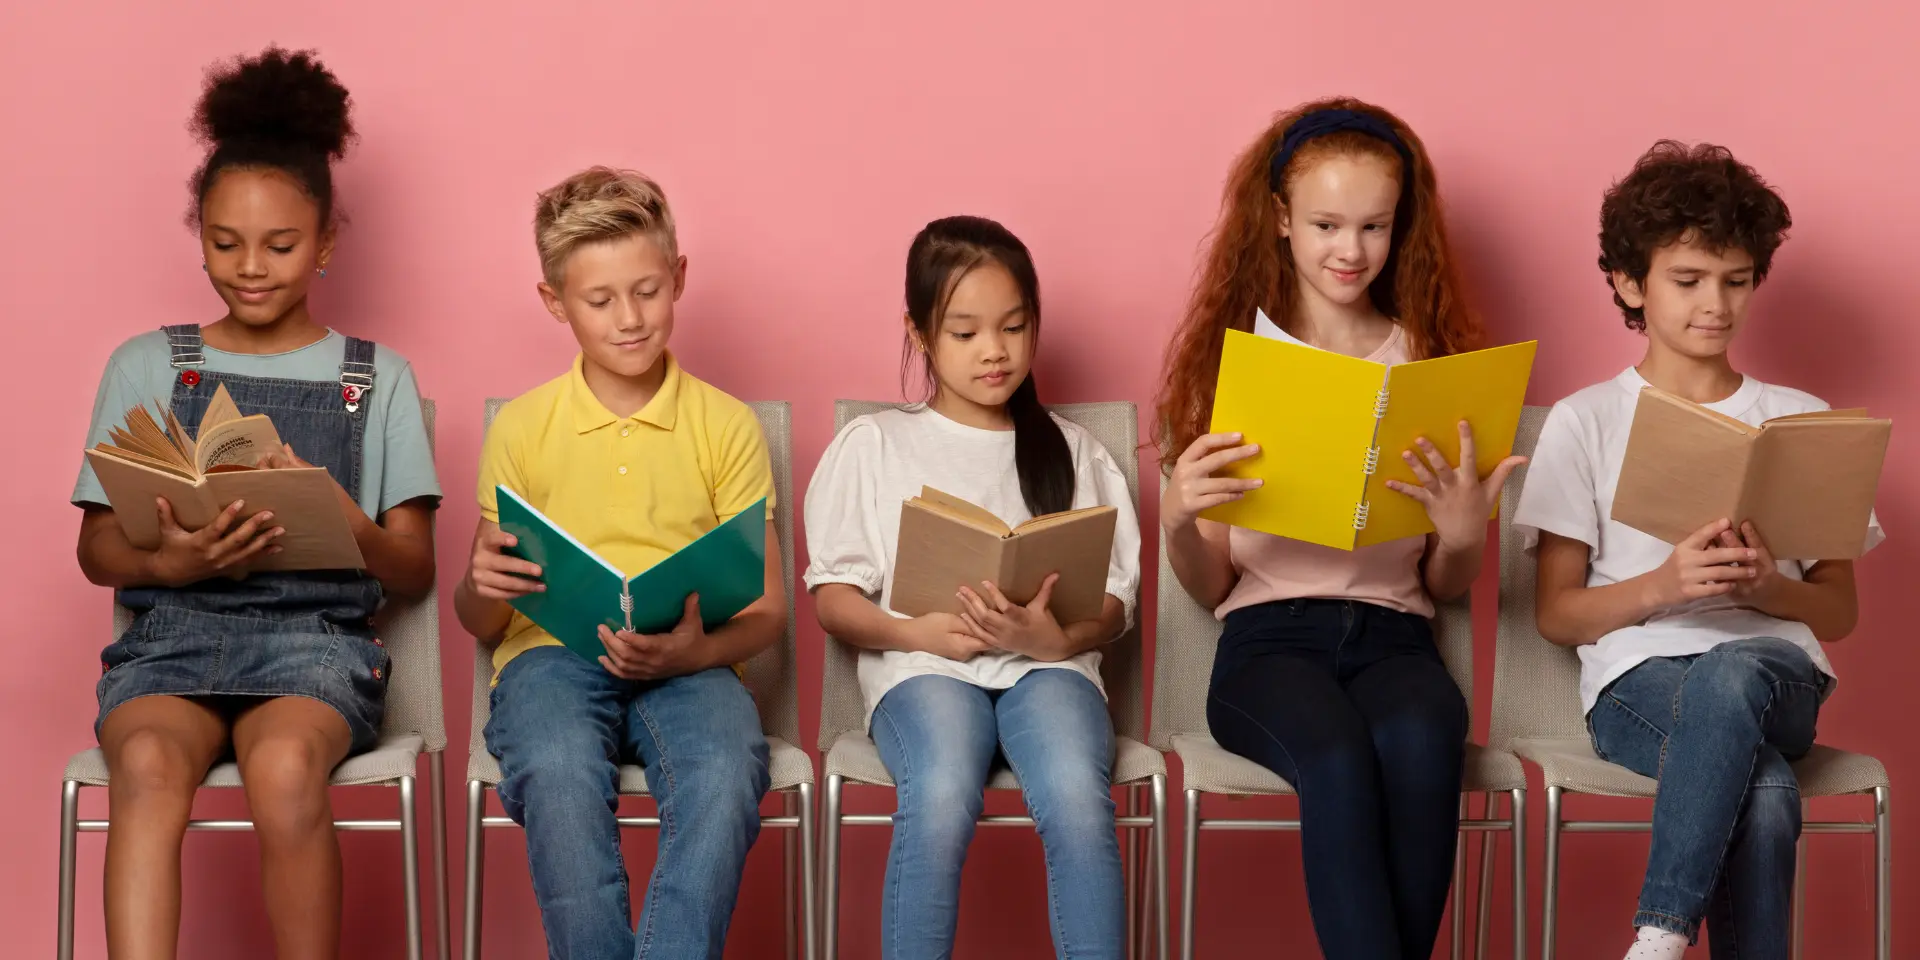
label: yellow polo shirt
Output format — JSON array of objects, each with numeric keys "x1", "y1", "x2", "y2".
[{"x1": 477, "y1": 352, "x2": 775, "y2": 677}]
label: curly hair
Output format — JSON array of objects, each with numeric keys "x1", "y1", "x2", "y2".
[
  {"x1": 1152, "y1": 97, "x2": 1481, "y2": 468},
  {"x1": 188, "y1": 46, "x2": 355, "y2": 228},
  {"x1": 1598, "y1": 141, "x2": 1792, "y2": 331}
]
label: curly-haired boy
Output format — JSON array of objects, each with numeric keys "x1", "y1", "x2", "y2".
[{"x1": 1512, "y1": 141, "x2": 1883, "y2": 960}]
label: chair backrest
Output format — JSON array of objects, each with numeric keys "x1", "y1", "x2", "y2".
[
  {"x1": 1146, "y1": 471, "x2": 1474, "y2": 751},
  {"x1": 114, "y1": 399, "x2": 448, "y2": 753},
  {"x1": 815, "y1": 400, "x2": 1148, "y2": 752},
  {"x1": 1489, "y1": 404, "x2": 1587, "y2": 749},
  {"x1": 469, "y1": 397, "x2": 801, "y2": 751}
]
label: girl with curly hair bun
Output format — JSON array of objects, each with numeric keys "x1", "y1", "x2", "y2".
[
  {"x1": 70, "y1": 47, "x2": 440, "y2": 957},
  {"x1": 1154, "y1": 97, "x2": 1518, "y2": 958}
]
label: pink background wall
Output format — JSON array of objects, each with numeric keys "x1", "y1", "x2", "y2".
[{"x1": 3, "y1": 1, "x2": 1912, "y2": 956}]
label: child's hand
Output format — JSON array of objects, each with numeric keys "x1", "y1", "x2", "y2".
[
  {"x1": 1716, "y1": 521, "x2": 1783, "y2": 605},
  {"x1": 148, "y1": 496, "x2": 283, "y2": 586},
  {"x1": 1385, "y1": 421, "x2": 1526, "y2": 550},
  {"x1": 256, "y1": 443, "x2": 313, "y2": 470},
  {"x1": 1648, "y1": 518, "x2": 1759, "y2": 607},
  {"x1": 899, "y1": 612, "x2": 993, "y2": 662},
  {"x1": 956, "y1": 575, "x2": 1068, "y2": 660},
  {"x1": 464, "y1": 527, "x2": 544, "y2": 600},
  {"x1": 597, "y1": 594, "x2": 706, "y2": 680},
  {"x1": 1161, "y1": 433, "x2": 1263, "y2": 532}
]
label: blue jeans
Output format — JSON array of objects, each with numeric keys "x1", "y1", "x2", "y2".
[
  {"x1": 1207, "y1": 599, "x2": 1468, "y2": 960},
  {"x1": 871, "y1": 669, "x2": 1125, "y2": 959},
  {"x1": 485, "y1": 646, "x2": 771, "y2": 960},
  {"x1": 1588, "y1": 636, "x2": 1828, "y2": 958}
]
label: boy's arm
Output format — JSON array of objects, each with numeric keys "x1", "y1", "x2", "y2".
[
  {"x1": 454, "y1": 518, "x2": 543, "y2": 647},
  {"x1": 1535, "y1": 520, "x2": 1759, "y2": 646},
  {"x1": 690, "y1": 519, "x2": 788, "y2": 666},
  {"x1": 1718, "y1": 522, "x2": 1858, "y2": 642},
  {"x1": 598, "y1": 520, "x2": 786, "y2": 678}
]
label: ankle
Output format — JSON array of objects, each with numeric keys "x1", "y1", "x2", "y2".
[{"x1": 1623, "y1": 925, "x2": 1687, "y2": 960}]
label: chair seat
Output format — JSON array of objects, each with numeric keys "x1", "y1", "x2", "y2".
[
  {"x1": 1171, "y1": 733, "x2": 1527, "y2": 796},
  {"x1": 466, "y1": 735, "x2": 814, "y2": 794},
  {"x1": 63, "y1": 735, "x2": 429, "y2": 790},
  {"x1": 823, "y1": 731, "x2": 1166, "y2": 790},
  {"x1": 1511, "y1": 737, "x2": 1890, "y2": 799}
]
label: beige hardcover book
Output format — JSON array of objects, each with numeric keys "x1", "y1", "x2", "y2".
[
  {"x1": 888, "y1": 486, "x2": 1116, "y2": 624},
  {"x1": 84, "y1": 384, "x2": 365, "y2": 571},
  {"x1": 1611, "y1": 386, "x2": 1890, "y2": 560}
]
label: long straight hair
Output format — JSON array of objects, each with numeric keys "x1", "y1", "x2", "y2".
[{"x1": 902, "y1": 216, "x2": 1074, "y2": 517}]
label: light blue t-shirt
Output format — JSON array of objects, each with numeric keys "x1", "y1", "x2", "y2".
[{"x1": 72, "y1": 329, "x2": 442, "y2": 517}]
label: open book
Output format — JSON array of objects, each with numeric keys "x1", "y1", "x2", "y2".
[
  {"x1": 888, "y1": 487, "x2": 1116, "y2": 624},
  {"x1": 1612, "y1": 386, "x2": 1890, "y2": 560},
  {"x1": 84, "y1": 384, "x2": 364, "y2": 571},
  {"x1": 1203, "y1": 313, "x2": 1537, "y2": 550},
  {"x1": 496, "y1": 487, "x2": 768, "y2": 662}
]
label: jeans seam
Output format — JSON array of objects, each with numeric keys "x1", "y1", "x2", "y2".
[
  {"x1": 1660, "y1": 664, "x2": 1775, "y2": 935},
  {"x1": 999, "y1": 740, "x2": 1073, "y2": 958},
  {"x1": 632, "y1": 690, "x2": 678, "y2": 957},
  {"x1": 873, "y1": 701, "x2": 915, "y2": 960},
  {"x1": 1207, "y1": 692, "x2": 1305, "y2": 795}
]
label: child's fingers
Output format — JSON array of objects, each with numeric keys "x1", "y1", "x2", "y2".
[
  {"x1": 1193, "y1": 443, "x2": 1261, "y2": 476},
  {"x1": 1401, "y1": 450, "x2": 1438, "y2": 486},
  {"x1": 1384, "y1": 480, "x2": 1432, "y2": 503},
  {"x1": 1415, "y1": 437, "x2": 1454, "y2": 475},
  {"x1": 1194, "y1": 476, "x2": 1263, "y2": 496},
  {"x1": 979, "y1": 581, "x2": 1014, "y2": 613},
  {"x1": 1680, "y1": 518, "x2": 1734, "y2": 550},
  {"x1": 1180, "y1": 433, "x2": 1245, "y2": 465},
  {"x1": 1484, "y1": 456, "x2": 1527, "y2": 491},
  {"x1": 482, "y1": 555, "x2": 543, "y2": 579},
  {"x1": 1455, "y1": 421, "x2": 1478, "y2": 470}
]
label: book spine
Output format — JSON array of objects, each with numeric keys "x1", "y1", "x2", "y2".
[{"x1": 619, "y1": 585, "x2": 634, "y2": 633}]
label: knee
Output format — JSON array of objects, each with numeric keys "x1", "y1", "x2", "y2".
[
  {"x1": 1681, "y1": 650, "x2": 1773, "y2": 722},
  {"x1": 1741, "y1": 749, "x2": 1803, "y2": 842},
  {"x1": 242, "y1": 738, "x2": 334, "y2": 833},
  {"x1": 108, "y1": 728, "x2": 206, "y2": 802},
  {"x1": 1027, "y1": 771, "x2": 1116, "y2": 842},
  {"x1": 672, "y1": 741, "x2": 770, "y2": 821},
  {"x1": 1370, "y1": 700, "x2": 1468, "y2": 786},
  {"x1": 896, "y1": 767, "x2": 986, "y2": 847}
]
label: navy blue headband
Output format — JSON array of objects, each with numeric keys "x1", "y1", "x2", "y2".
[{"x1": 1268, "y1": 108, "x2": 1415, "y2": 192}]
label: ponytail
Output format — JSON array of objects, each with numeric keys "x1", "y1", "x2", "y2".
[{"x1": 1008, "y1": 374, "x2": 1074, "y2": 517}]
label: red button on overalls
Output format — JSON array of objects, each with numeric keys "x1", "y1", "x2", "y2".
[{"x1": 180, "y1": 370, "x2": 201, "y2": 386}]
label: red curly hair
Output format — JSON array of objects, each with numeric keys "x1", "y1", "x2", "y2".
[{"x1": 1153, "y1": 97, "x2": 1482, "y2": 468}]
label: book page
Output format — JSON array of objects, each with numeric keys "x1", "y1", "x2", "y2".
[
  {"x1": 1610, "y1": 388, "x2": 1754, "y2": 545},
  {"x1": 1003, "y1": 506, "x2": 1116, "y2": 624},
  {"x1": 1364, "y1": 340, "x2": 1536, "y2": 547},
  {"x1": 1010, "y1": 504, "x2": 1111, "y2": 535},
  {"x1": 888, "y1": 498, "x2": 1006, "y2": 617},
  {"x1": 194, "y1": 415, "x2": 282, "y2": 472},
  {"x1": 93, "y1": 442, "x2": 198, "y2": 481},
  {"x1": 1745, "y1": 417, "x2": 1891, "y2": 559},
  {"x1": 915, "y1": 486, "x2": 1013, "y2": 537},
  {"x1": 199, "y1": 384, "x2": 244, "y2": 437},
  {"x1": 1202, "y1": 328, "x2": 1386, "y2": 550}
]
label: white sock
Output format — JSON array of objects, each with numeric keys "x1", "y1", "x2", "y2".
[{"x1": 1623, "y1": 925, "x2": 1688, "y2": 960}]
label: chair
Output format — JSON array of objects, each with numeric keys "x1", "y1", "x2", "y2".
[
  {"x1": 462, "y1": 397, "x2": 816, "y2": 960},
  {"x1": 1148, "y1": 475, "x2": 1528, "y2": 960},
  {"x1": 1493, "y1": 404, "x2": 1893, "y2": 960},
  {"x1": 816, "y1": 400, "x2": 1170, "y2": 960},
  {"x1": 57, "y1": 398, "x2": 452, "y2": 960}
]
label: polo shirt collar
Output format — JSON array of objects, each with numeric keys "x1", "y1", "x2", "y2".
[{"x1": 567, "y1": 352, "x2": 684, "y2": 434}]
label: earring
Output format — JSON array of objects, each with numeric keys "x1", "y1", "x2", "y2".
[
  {"x1": 201, "y1": 262, "x2": 207, "y2": 272},
  {"x1": 317, "y1": 266, "x2": 328, "y2": 279}
]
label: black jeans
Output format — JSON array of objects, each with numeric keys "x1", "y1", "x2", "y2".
[{"x1": 1207, "y1": 598, "x2": 1467, "y2": 960}]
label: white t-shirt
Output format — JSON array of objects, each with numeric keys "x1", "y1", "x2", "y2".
[
  {"x1": 802, "y1": 405, "x2": 1142, "y2": 724},
  {"x1": 1512, "y1": 367, "x2": 1884, "y2": 714}
]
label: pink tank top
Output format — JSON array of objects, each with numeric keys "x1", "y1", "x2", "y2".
[{"x1": 1214, "y1": 325, "x2": 1434, "y2": 619}]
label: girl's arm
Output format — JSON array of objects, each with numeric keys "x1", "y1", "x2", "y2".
[
  {"x1": 76, "y1": 499, "x2": 282, "y2": 588},
  {"x1": 1032, "y1": 593, "x2": 1127, "y2": 662},
  {"x1": 1165, "y1": 518, "x2": 1237, "y2": 610},
  {"x1": 1388, "y1": 424, "x2": 1525, "y2": 603},
  {"x1": 1160, "y1": 433, "x2": 1262, "y2": 609},
  {"x1": 814, "y1": 582, "x2": 988, "y2": 659},
  {"x1": 1420, "y1": 534, "x2": 1482, "y2": 603},
  {"x1": 259, "y1": 445, "x2": 435, "y2": 600}
]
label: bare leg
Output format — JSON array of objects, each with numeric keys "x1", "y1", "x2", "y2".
[
  {"x1": 232, "y1": 697, "x2": 353, "y2": 960},
  {"x1": 99, "y1": 696, "x2": 229, "y2": 960}
]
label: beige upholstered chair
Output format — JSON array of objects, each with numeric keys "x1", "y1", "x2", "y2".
[
  {"x1": 1147, "y1": 472, "x2": 1528, "y2": 960},
  {"x1": 1494, "y1": 404, "x2": 1893, "y2": 960},
  {"x1": 462, "y1": 398, "x2": 817, "y2": 960},
  {"x1": 57, "y1": 398, "x2": 452, "y2": 960},
  {"x1": 815, "y1": 400, "x2": 1170, "y2": 960}
]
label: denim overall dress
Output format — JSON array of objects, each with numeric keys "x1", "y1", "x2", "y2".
[{"x1": 95, "y1": 324, "x2": 391, "y2": 753}]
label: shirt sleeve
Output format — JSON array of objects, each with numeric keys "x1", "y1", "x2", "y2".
[
  {"x1": 801, "y1": 418, "x2": 887, "y2": 596},
  {"x1": 711, "y1": 403, "x2": 776, "y2": 521},
  {"x1": 1077, "y1": 438, "x2": 1142, "y2": 631},
  {"x1": 370, "y1": 358, "x2": 443, "y2": 516},
  {"x1": 1511, "y1": 402, "x2": 1601, "y2": 553},
  {"x1": 475, "y1": 401, "x2": 527, "y2": 524},
  {"x1": 72, "y1": 339, "x2": 164, "y2": 508}
]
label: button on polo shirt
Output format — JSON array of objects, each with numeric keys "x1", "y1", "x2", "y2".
[{"x1": 476, "y1": 351, "x2": 776, "y2": 678}]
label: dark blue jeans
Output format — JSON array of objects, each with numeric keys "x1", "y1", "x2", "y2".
[
  {"x1": 485, "y1": 646, "x2": 771, "y2": 960},
  {"x1": 1207, "y1": 599, "x2": 1467, "y2": 959},
  {"x1": 1588, "y1": 636, "x2": 1828, "y2": 958}
]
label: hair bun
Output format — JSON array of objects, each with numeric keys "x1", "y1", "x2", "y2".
[{"x1": 191, "y1": 46, "x2": 354, "y2": 160}]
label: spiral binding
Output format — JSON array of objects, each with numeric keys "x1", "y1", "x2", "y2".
[
  {"x1": 1363, "y1": 446, "x2": 1381, "y2": 475},
  {"x1": 1352, "y1": 501, "x2": 1371, "y2": 530},
  {"x1": 1374, "y1": 388, "x2": 1390, "y2": 418},
  {"x1": 619, "y1": 590, "x2": 635, "y2": 632}
]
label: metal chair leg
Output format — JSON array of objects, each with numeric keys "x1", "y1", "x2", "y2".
[
  {"x1": 1875, "y1": 786, "x2": 1892, "y2": 960},
  {"x1": 1179, "y1": 788, "x2": 1198, "y2": 960},
  {"x1": 821, "y1": 775, "x2": 843, "y2": 960},
  {"x1": 1542, "y1": 786, "x2": 1561, "y2": 960},
  {"x1": 1152, "y1": 775, "x2": 1168, "y2": 960},
  {"x1": 57, "y1": 780, "x2": 79, "y2": 960},
  {"x1": 1476, "y1": 793, "x2": 1497, "y2": 960},
  {"x1": 785, "y1": 791, "x2": 798, "y2": 960},
  {"x1": 1452, "y1": 795, "x2": 1467, "y2": 960},
  {"x1": 1125, "y1": 786, "x2": 1138, "y2": 960},
  {"x1": 798, "y1": 782, "x2": 818, "y2": 960},
  {"x1": 429, "y1": 752, "x2": 450, "y2": 960},
  {"x1": 400, "y1": 775, "x2": 423, "y2": 960},
  {"x1": 1791, "y1": 798, "x2": 1808, "y2": 960},
  {"x1": 1511, "y1": 788, "x2": 1526, "y2": 960},
  {"x1": 463, "y1": 781, "x2": 485, "y2": 960}
]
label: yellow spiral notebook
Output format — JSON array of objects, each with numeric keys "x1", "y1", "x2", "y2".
[{"x1": 1203, "y1": 317, "x2": 1536, "y2": 550}]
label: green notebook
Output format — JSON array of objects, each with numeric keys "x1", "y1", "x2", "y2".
[{"x1": 495, "y1": 486, "x2": 768, "y2": 663}]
